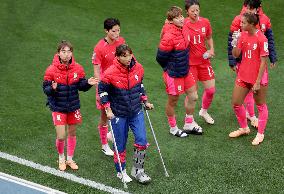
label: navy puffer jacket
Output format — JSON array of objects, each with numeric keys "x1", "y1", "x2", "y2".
[
  {"x1": 98, "y1": 57, "x2": 147, "y2": 117},
  {"x1": 156, "y1": 23, "x2": 190, "y2": 78},
  {"x1": 43, "y1": 55, "x2": 92, "y2": 113}
]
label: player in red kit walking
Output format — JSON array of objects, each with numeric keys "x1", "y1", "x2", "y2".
[
  {"x1": 92, "y1": 18, "x2": 125, "y2": 156},
  {"x1": 229, "y1": 12, "x2": 269, "y2": 145},
  {"x1": 228, "y1": 0, "x2": 277, "y2": 128},
  {"x1": 43, "y1": 40, "x2": 98, "y2": 171},
  {"x1": 184, "y1": 0, "x2": 216, "y2": 126}
]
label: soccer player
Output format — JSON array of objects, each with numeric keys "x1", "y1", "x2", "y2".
[
  {"x1": 43, "y1": 40, "x2": 98, "y2": 171},
  {"x1": 92, "y1": 18, "x2": 125, "y2": 156},
  {"x1": 184, "y1": 0, "x2": 216, "y2": 125},
  {"x1": 99, "y1": 44, "x2": 153, "y2": 184},
  {"x1": 229, "y1": 12, "x2": 269, "y2": 145},
  {"x1": 227, "y1": 0, "x2": 277, "y2": 128},
  {"x1": 156, "y1": 6, "x2": 201, "y2": 137}
]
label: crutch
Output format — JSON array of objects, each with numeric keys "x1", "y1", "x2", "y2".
[
  {"x1": 108, "y1": 120, "x2": 128, "y2": 189},
  {"x1": 143, "y1": 106, "x2": 169, "y2": 177}
]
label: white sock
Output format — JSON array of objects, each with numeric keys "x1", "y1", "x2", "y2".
[
  {"x1": 170, "y1": 126, "x2": 178, "y2": 133},
  {"x1": 67, "y1": 155, "x2": 73, "y2": 161},
  {"x1": 200, "y1": 108, "x2": 207, "y2": 113},
  {"x1": 59, "y1": 154, "x2": 65, "y2": 161}
]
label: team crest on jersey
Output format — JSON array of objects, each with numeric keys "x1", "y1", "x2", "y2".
[
  {"x1": 202, "y1": 27, "x2": 206, "y2": 33},
  {"x1": 264, "y1": 42, "x2": 268, "y2": 52},
  {"x1": 135, "y1": 75, "x2": 139, "y2": 81},
  {"x1": 261, "y1": 24, "x2": 266, "y2": 31},
  {"x1": 178, "y1": 85, "x2": 182, "y2": 92},
  {"x1": 253, "y1": 44, "x2": 257, "y2": 50},
  {"x1": 73, "y1": 73, "x2": 78, "y2": 79}
]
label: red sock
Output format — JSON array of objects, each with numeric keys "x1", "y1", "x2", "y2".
[
  {"x1": 167, "y1": 116, "x2": 176, "y2": 128},
  {"x1": 185, "y1": 114, "x2": 193, "y2": 124},
  {"x1": 202, "y1": 87, "x2": 215, "y2": 109},
  {"x1": 56, "y1": 139, "x2": 65, "y2": 155},
  {"x1": 67, "y1": 136, "x2": 76, "y2": 157},
  {"x1": 244, "y1": 92, "x2": 255, "y2": 117},
  {"x1": 257, "y1": 104, "x2": 268, "y2": 134},
  {"x1": 233, "y1": 105, "x2": 248, "y2": 128},
  {"x1": 98, "y1": 125, "x2": 108, "y2": 145}
]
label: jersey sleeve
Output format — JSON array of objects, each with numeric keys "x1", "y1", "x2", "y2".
[
  {"x1": 206, "y1": 19, "x2": 212, "y2": 37},
  {"x1": 259, "y1": 36, "x2": 269, "y2": 57},
  {"x1": 230, "y1": 16, "x2": 241, "y2": 32},
  {"x1": 92, "y1": 44, "x2": 102, "y2": 66}
]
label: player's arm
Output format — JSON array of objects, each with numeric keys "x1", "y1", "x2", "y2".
[
  {"x1": 98, "y1": 75, "x2": 113, "y2": 119},
  {"x1": 264, "y1": 28, "x2": 277, "y2": 68},
  {"x1": 252, "y1": 56, "x2": 267, "y2": 92},
  {"x1": 206, "y1": 35, "x2": 215, "y2": 57}
]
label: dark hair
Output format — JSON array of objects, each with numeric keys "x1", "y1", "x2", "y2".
[
  {"x1": 243, "y1": 12, "x2": 259, "y2": 26},
  {"x1": 104, "y1": 18, "x2": 120, "y2": 31},
  {"x1": 57, "y1": 40, "x2": 73, "y2": 52},
  {"x1": 243, "y1": 0, "x2": 250, "y2": 6},
  {"x1": 167, "y1": 6, "x2": 183, "y2": 21},
  {"x1": 115, "y1": 44, "x2": 132, "y2": 57},
  {"x1": 185, "y1": 0, "x2": 200, "y2": 11},
  {"x1": 247, "y1": 0, "x2": 262, "y2": 9}
]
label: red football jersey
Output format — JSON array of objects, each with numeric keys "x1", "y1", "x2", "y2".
[
  {"x1": 184, "y1": 17, "x2": 212, "y2": 66},
  {"x1": 92, "y1": 37, "x2": 125, "y2": 76},
  {"x1": 230, "y1": 13, "x2": 271, "y2": 33},
  {"x1": 237, "y1": 30, "x2": 269, "y2": 84}
]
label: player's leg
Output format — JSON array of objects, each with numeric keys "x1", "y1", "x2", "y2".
[
  {"x1": 111, "y1": 117, "x2": 132, "y2": 183},
  {"x1": 163, "y1": 72, "x2": 187, "y2": 137},
  {"x1": 244, "y1": 91, "x2": 258, "y2": 128},
  {"x1": 99, "y1": 109, "x2": 114, "y2": 156},
  {"x1": 52, "y1": 112, "x2": 67, "y2": 171},
  {"x1": 183, "y1": 73, "x2": 202, "y2": 135},
  {"x1": 97, "y1": 92, "x2": 114, "y2": 156},
  {"x1": 252, "y1": 85, "x2": 268, "y2": 145},
  {"x1": 199, "y1": 66, "x2": 216, "y2": 124},
  {"x1": 129, "y1": 111, "x2": 151, "y2": 184},
  {"x1": 229, "y1": 81, "x2": 250, "y2": 138}
]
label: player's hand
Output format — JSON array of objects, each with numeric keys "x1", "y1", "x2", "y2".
[
  {"x1": 88, "y1": 77, "x2": 99, "y2": 85},
  {"x1": 232, "y1": 30, "x2": 240, "y2": 40},
  {"x1": 144, "y1": 102, "x2": 154, "y2": 110},
  {"x1": 270, "y1": 62, "x2": 276, "y2": 69},
  {"x1": 207, "y1": 49, "x2": 215, "y2": 58},
  {"x1": 105, "y1": 107, "x2": 114, "y2": 119},
  {"x1": 52, "y1": 81, "x2": 57, "y2": 90},
  {"x1": 252, "y1": 82, "x2": 260, "y2": 93},
  {"x1": 231, "y1": 38, "x2": 238, "y2": 47}
]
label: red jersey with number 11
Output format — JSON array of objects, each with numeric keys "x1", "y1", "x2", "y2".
[{"x1": 184, "y1": 17, "x2": 212, "y2": 66}]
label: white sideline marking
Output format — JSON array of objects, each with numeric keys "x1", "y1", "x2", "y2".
[
  {"x1": 0, "y1": 172, "x2": 66, "y2": 193},
  {"x1": 0, "y1": 151, "x2": 129, "y2": 194}
]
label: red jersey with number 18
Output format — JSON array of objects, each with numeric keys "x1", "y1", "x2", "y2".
[
  {"x1": 184, "y1": 17, "x2": 212, "y2": 66},
  {"x1": 237, "y1": 30, "x2": 269, "y2": 84}
]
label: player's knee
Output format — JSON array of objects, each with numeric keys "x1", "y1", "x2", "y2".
[{"x1": 205, "y1": 87, "x2": 216, "y2": 97}]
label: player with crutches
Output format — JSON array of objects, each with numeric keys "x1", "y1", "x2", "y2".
[{"x1": 98, "y1": 44, "x2": 154, "y2": 184}]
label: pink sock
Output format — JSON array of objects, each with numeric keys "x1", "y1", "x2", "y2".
[
  {"x1": 185, "y1": 114, "x2": 193, "y2": 124},
  {"x1": 257, "y1": 104, "x2": 268, "y2": 134},
  {"x1": 98, "y1": 125, "x2": 108, "y2": 145},
  {"x1": 56, "y1": 139, "x2": 65, "y2": 155},
  {"x1": 167, "y1": 116, "x2": 176, "y2": 128},
  {"x1": 233, "y1": 105, "x2": 248, "y2": 128},
  {"x1": 67, "y1": 136, "x2": 76, "y2": 157},
  {"x1": 244, "y1": 92, "x2": 255, "y2": 117},
  {"x1": 202, "y1": 87, "x2": 216, "y2": 109}
]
